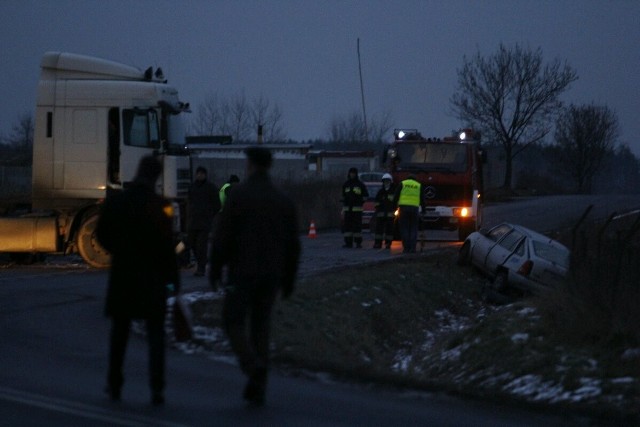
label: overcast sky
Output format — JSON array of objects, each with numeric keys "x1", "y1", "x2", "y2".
[{"x1": 1, "y1": 1, "x2": 639, "y2": 153}]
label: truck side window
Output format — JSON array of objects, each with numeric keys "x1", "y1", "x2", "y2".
[{"x1": 122, "y1": 109, "x2": 160, "y2": 148}]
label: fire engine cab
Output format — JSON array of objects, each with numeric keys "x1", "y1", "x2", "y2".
[{"x1": 384, "y1": 128, "x2": 484, "y2": 241}]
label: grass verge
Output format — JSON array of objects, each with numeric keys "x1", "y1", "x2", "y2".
[{"x1": 188, "y1": 248, "x2": 639, "y2": 423}]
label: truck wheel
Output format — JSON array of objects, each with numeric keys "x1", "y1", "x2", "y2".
[{"x1": 77, "y1": 213, "x2": 111, "y2": 268}]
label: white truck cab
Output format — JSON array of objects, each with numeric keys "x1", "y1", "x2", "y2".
[{"x1": 0, "y1": 52, "x2": 191, "y2": 267}]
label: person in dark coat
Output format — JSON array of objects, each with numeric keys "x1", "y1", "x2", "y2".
[
  {"x1": 187, "y1": 166, "x2": 221, "y2": 276},
  {"x1": 95, "y1": 155, "x2": 180, "y2": 406},
  {"x1": 341, "y1": 167, "x2": 369, "y2": 248},
  {"x1": 210, "y1": 146, "x2": 300, "y2": 406}
]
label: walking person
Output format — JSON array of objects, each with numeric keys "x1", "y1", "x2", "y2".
[
  {"x1": 373, "y1": 173, "x2": 397, "y2": 249},
  {"x1": 341, "y1": 167, "x2": 368, "y2": 248},
  {"x1": 209, "y1": 146, "x2": 301, "y2": 406},
  {"x1": 395, "y1": 174, "x2": 423, "y2": 253},
  {"x1": 219, "y1": 174, "x2": 240, "y2": 211},
  {"x1": 95, "y1": 155, "x2": 180, "y2": 406},
  {"x1": 187, "y1": 166, "x2": 220, "y2": 276}
]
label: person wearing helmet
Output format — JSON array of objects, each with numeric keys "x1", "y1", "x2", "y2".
[
  {"x1": 341, "y1": 167, "x2": 369, "y2": 248},
  {"x1": 373, "y1": 173, "x2": 397, "y2": 249}
]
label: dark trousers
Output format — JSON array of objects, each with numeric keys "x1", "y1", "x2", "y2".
[
  {"x1": 188, "y1": 228, "x2": 211, "y2": 273},
  {"x1": 343, "y1": 210, "x2": 363, "y2": 247},
  {"x1": 223, "y1": 278, "x2": 279, "y2": 377},
  {"x1": 399, "y1": 206, "x2": 419, "y2": 253},
  {"x1": 108, "y1": 316, "x2": 165, "y2": 393},
  {"x1": 374, "y1": 214, "x2": 394, "y2": 247}
]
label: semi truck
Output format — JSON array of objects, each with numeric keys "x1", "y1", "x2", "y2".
[
  {"x1": 0, "y1": 52, "x2": 191, "y2": 267},
  {"x1": 384, "y1": 128, "x2": 484, "y2": 241}
]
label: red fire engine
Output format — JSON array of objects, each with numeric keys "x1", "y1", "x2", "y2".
[{"x1": 384, "y1": 128, "x2": 484, "y2": 241}]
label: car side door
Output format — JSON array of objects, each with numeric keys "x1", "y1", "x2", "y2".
[
  {"x1": 470, "y1": 224, "x2": 512, "y2": 272},
  {"x1": 484, "y1": 229, "x2": 525, "y2": 274}
]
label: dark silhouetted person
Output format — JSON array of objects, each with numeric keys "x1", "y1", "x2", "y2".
[
  {"x1": 210, "y1": 146, "x2": 300, "y2": 406},
  {"x1": 187, "y1": 166, "x2": 220, "y2": 276},
  {"x1": 219, "y1": 174, "x2": 240, "y2": 212},
  {"x1": 95, "y1": 155, "x2": 180, "y2": 406},
  {"x1": 341, "y1": 167, "x2": 368, "y2": 248}
]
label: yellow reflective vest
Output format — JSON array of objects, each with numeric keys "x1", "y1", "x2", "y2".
[{"x1": 398, "y1": 179, "x2": 421, "y2": 207}]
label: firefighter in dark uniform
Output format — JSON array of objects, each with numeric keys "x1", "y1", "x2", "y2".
[
  {"x1": 373, "y1": 173, "x2": 397, "y2": 249},
  {"x1": 395, "y1": 174, "x2": 423, "y2": 253},
  {"x1": 341, "y1": 167, "x2": 369, "y2": 248}
]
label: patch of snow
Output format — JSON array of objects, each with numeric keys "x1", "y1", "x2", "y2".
[
  {"x1": 511, "y1": 333, "x2": 529, "y2": 344},
  {"x1": 621, "y1": 348, "x2": 640, "y2": 360},
  {"x1": 517, "y1": 307, "x2": 537, "y2": 316},
  {"x1": 392, "y1": 350, "x2": 413, "y2": 372},
  {"x1": 610, "y1": 377, "x2": 635, "y2": 384}
]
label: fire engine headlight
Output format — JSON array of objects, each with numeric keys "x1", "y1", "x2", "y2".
[{"x1": 453, "y1": 207, "x2": 469, "y2": 217}]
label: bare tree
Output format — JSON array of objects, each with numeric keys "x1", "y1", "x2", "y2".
[
  {"x1": 555, "y1": 104, "x2": 619, "y2": 194},
  {"x1": 249, "y1": 94, "x2": 286, "y2": 142},
  {"x1": 191, "y1": 92, "x2": 286, "y2": 142},
  {"x1": 328, "y1": 110, "x2": 394, "y2": 144},
  {"x1": 191, "y1": 92, "x2": 228, "y2": 136},
  {"x1": 451, "y1": 44, "x2": 578, "y2": 189},
  {"x1": 6, "y1": 112, "x2": 34, "y2": 149}
]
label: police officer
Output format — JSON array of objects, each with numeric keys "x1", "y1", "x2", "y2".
[
  {"x1": 219, "y1": 174, "x2": 240, "y2": 211},
  {"x1": 341, "y1": 167, "x2": 369, "y2": 248},
  {"x1": 395, "y1": 174, "x2": 423, "y2": 253},
  {"x1": 373, "y1": 173, "x2": 397, "y2": 249}
]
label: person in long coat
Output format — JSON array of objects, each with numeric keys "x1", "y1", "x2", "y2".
[
  {"x1": 209, "y1": 146, "x2": 300, "y2": 406},
  {"x1": 95, "y1": 155, "x2": 180, "y2": 406}
]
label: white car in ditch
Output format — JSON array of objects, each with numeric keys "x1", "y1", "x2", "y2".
[{"x1": 457, "y1": 222, "x2": 570, "y2": 294}]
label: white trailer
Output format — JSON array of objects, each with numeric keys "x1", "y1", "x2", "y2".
[{"x1": 0, "y1": 52, "x2": 191, "y2": 267}]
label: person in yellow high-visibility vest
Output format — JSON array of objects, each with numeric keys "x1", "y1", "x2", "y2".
[{"x1": 394, "y1": 175, "x2": 424, "y2": 253}]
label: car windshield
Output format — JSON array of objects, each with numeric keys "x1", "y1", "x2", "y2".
[
  {"x1": 532, "y1": 241, "x2": 569, "y2": 268},
  {"x1": 365, "y1": 183, "x2": 381, "y2": 201}
]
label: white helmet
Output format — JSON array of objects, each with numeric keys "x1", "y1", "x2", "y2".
[{"x1": 381, "y1": 173, "x2": 393, "y2": 182}]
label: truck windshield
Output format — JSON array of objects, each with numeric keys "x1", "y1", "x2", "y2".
[
  {"x1": 395, "y1": 143, "x2": 467, "y2": 172},
  {"x1": 166, "y1": 114, "x2": 186, "y2": 150}
]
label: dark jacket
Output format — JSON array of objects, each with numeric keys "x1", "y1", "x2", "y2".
[
  {"x1": 96, "y1": 183, "x2": 180, "y2": 319},
  {"x1": 187, "y1": 179, "x2": 220, "y2": 230},
  {"x1": 209, "y1": 171, "x2": 300, "y2": 296},
  {"x1": 342, "y1": 178, "x2": 369, "y2": 212},
  {"x1": 375, "y1": 184, "x2": 397, "y2": 216}
]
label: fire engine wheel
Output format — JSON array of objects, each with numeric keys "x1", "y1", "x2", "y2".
[
  {"x1": 458, "y1": 221, "x2": 476, "y2": 241},
  {"x1": 77, "y1": 213, "x2": 111, "y2": 268},
  {"x1": 457, "y1": 241, "x2": 471, "y2": 266}
]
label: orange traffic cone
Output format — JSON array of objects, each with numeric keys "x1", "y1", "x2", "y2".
[{"x1": 308, "y1": 220, "x2": 317, "y2": 238}]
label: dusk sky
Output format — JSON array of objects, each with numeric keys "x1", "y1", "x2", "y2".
[{"x1": 1, "y1": 1, "x2": 639, "y2": 152}]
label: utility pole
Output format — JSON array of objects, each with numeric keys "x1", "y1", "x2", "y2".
[{"x1": 357, "y1": 38, "x2": 368, "y2": 143}]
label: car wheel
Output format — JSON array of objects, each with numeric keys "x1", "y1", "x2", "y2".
[
  {"x1": 457, "y1": 241, "x2": 471, "y2": 266},
  {"x1": 491, "y1": 270, "x2": 508, "y2": 293}
]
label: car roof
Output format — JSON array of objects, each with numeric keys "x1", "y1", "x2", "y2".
[{"x1": 496, "y1": 223, "x2": 569, "y2": 251}]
